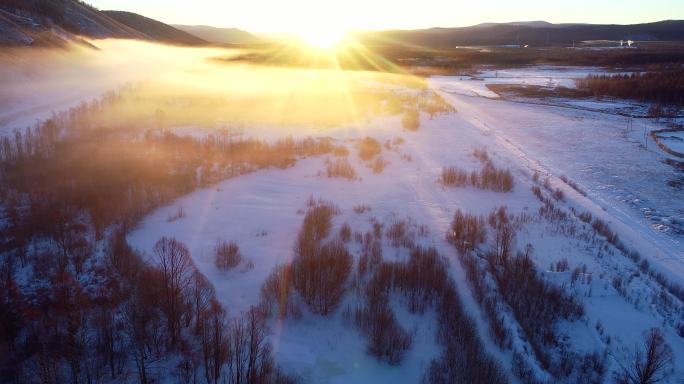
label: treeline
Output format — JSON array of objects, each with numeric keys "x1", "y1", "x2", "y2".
[
  {"x1": 372, "y1": 45, "x2": 684, "y2": 74},
  {"x1": 0, "y1": 233, "x2": 296, "y2": 383},
  {"x1": 1, "y1": 0, "x2": 69, "y2": 22},
  {"x1": 0, "y1": 90, "x2": 336, "y2": 236},
  {"x1": 576, "y1": 70, "x2": 684, "y2": 106}
]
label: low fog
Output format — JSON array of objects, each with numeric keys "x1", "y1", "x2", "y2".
[{"x1": 0, "y1": 40, "x2": 425, "y2": 136}]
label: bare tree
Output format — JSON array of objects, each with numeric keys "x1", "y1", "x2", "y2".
[
  {"x1": 153, "y1": 236, "x2": 195, "y2": 345},
  {"x1": 191, "y1": 270, "x2": 215, "y2": 334},
  {"x1": 201, "y1": 300, "x2": 228, "y2": 384},
  {"x1": 618, "y1": 328, "x2": 674, "y2": 384}
]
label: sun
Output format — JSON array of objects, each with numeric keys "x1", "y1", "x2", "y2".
[{"x1": 297, "y1": 28, "x2": 348, "y2": 49}]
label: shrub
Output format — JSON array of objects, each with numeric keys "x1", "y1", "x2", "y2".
[
  {"x1": 353, "y1": 204, "x2": 371, "y2": 214},
  {"x1": 440, "y1": 166, "x2": 469, "y2": 187},
  {"x1": 386, "y1": 219, "x2": 415, "y2": 248},
  {"x1": 297, "y1": 201, "x2": 338, "y2": 251},
  {"x1": 358, "y1": 137, "x2": 382, "y2": 161},
  {"x1": 326, "y1": 158, "x2": 357, "y2": 179},
  {"x1": 552, "y1": 188, "x2": 565, "y2": 201},
  {"x1": 339, "y1": 223, "x2": 352, "y2": 242},
  {"x1": 371, "y1": 157, "x2": 387, "y2": 174},
  {"x1": 441, "y1": 162, "x2": 513, "y2": 192},
  {"x1": 402, "y1": 109, "x2": 420, "y2": 131},
  {"x1": 591, "y1": 218, "x2": 619, "y2": 245},
  {"x1": 578, "y1": 211, "x2": 593, "y2": 223},
  {"x1": 215, "y1": 240, "x2": 242, "y2": 270},
  {"x1": 332, "y1": 145, "x2": 349, "y2": 156},
  {"x1": 292, "y1": 240, "x2": 353, "y2": 315},
  {"x1": 355, "y1": 302, "x2": 412, "y2": 365},
  {"x1": 473, "y1": 148, "x2": 490, "y2": 163},
  {"x1": 478, "y1": 162, "x2": 514, "y2": 192},
  {"x1": 616, "y1": 328, "x2": 673, "y2": 384},
  {"x1": 490, "y1": 251, "x2": 584, "y2": 368},
  {"x1": 446, "y1": 209, "x2": 486, "y2": 254},
  {"x1": 260, "y1": 265, "x2": 297, "y2": 318}
]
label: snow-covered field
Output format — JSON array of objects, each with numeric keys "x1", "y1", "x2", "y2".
[
  {"x1": 431, "y1": 66, "x2": 615, "y2": 98},
  {"x1": 124, "y1": 67, "x2": 684, "y2": 382}
]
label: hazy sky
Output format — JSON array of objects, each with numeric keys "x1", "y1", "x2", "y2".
[{"x1": 89, "y1": 0, "x2": 684, "y2": 33}]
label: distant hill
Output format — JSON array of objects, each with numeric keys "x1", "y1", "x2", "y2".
[
  {"x1": 0, "y1": 0, "x2": 205, "y2": 47},
  {"x1": 355, "y1": 20, "x2": 684, "y2": 48},
  {"x1": 103, "y1": 11, "x2": 206, "y2": 45},
  {"x1": 173, "y1": 24, "x2": 259, "y2": 45}
]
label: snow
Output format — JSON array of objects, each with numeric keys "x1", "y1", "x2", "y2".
[
  {"x1": 128, "y1": 110, "x2": 542, "y2": 381},
  {"x1": 128, "y1": 95, "x2": 684, "y2": 383},
  {"x1": 656, "y1": 131, "x2": 684, "y2": 154},
  {"x1": 431, "y1": 76, "x2": 683, "y2": 260},
  {"x1": 431, "y1": 66, "x2": 625, "y2": 99},
  {"x1": 13, "y1": 60, "x2": 675, "y2": 382}
]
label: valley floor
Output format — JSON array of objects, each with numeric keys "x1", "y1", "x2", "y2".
[{"x1": 126, "y1": 70, "x2": 684, "y2": 383}]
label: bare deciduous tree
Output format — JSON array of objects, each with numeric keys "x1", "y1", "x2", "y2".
[{"x1": 153, "y1": 236, "x2": 195, "y2": 345}]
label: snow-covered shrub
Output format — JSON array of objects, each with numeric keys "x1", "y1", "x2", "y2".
[
  {"x1": 339, "y1": 223, "x2": 352, "y2": 242},
  {"x1": 489, "y1": 250, "x2": 584, "y2": 372},
  {"x1": 560, "y1": 174, "x2": 587, "y2": 196},
  {"x1": 554, "y1": 258, "x2": 570, "y2": 272},
  {"x1": 214, "y1": 240, "x2": 242, "y2": 270},
  {"x1": 326, "y1": 158, "x2": 357, "y2": 179},
  {"x1": 446, "y1": 209, "x2": 486, "y2": 254},
  {"x1": 296, "y1": 201, "x2": 338, "y2": 249},
  {"x1": 332, "y1": 145, "x2": 349, "y2": 157},
  {"x1": 371, "y1": 157, "x2": 387, "y2": 174},
  {"x1": 260, "y1": 265, "x2": 295, "y2": 318},
  {"x1": 354, "y1": 302, "x2": 412, "y2": 365},
  {"x1": 578, "y1": 211, "x2": 593, "y2": 223},
  {"x1": 552, "y1": 187, "x2": 565, "y2": 201},
  {"x1": 616, "y1": 328, "x2": 673, "y2": 384},
  {"x1": 478, "y1": 162, "x2": 514, "y2": 192},
  {"x1": 441, "y1": 162, "x2": 513, "y2": 192},
  {"x1": 489, "y1": 206, "x2": 516, "y2": 262},
  {"x1": 473, "y1": 148, "x2": 490, "y2": 163},
  {"x1": 357, "y1": 137, "x2": 382, "y2": 161},
  {"x1": 440, "y1": 166, "x2": 470, "y2": 187},
  {"x1": 353, "y1": 204, "x2": 371, "y2": 214},
  {"x1": 401, "y1": 108, "x2": 420, "y2": 131},
  {"x1": 358, "y1": 239, "x2": 382, "y2": 277},
  {"x1": 292, "y1": 240, "x2": 352, "y2": 315},
  {"x1": 292, "y1": 200, "x2": 350, "y2": 315},
  {"x1": 591, "y1": 218, "x2": 619, "y2": 245}
]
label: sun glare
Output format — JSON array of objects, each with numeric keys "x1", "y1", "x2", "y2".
[{"x1": 298, "y1": 28, "x2": 348, "y2": 49}]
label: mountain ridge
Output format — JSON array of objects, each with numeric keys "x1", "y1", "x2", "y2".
[
  {"x1": 172, "y1": 24, "x2": 259, "y2": 45},
  {"x1": 0, "y1": 0, "x2": 206, "y2": 47},
  {"x1": 354, "y1": 20, "x2": 684, "y2": 47}
]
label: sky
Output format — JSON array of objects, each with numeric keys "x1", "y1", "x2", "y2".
[{"x1": 88, "y1": 0, "x2": 684, "y2": 33}]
